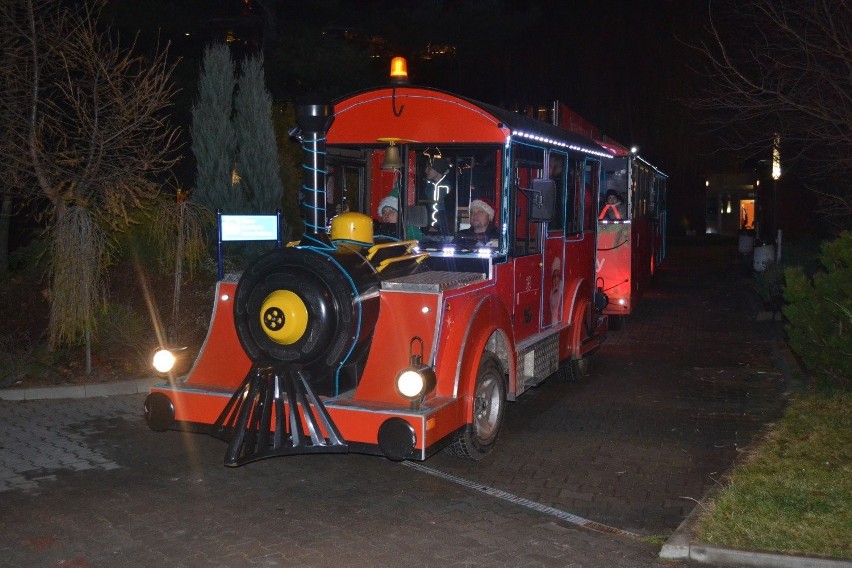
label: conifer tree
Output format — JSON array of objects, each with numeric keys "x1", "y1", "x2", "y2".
[
  {"x1": 190, "y1": 44, "x2": 237, "y2": 213},
  {"x1": 234, "y1": 54, "x2": 283, "y2": 215}
]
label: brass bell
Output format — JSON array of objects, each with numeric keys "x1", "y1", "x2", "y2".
[{"x1": 381, "y1": 142, "x2": 403, "y2": 170}]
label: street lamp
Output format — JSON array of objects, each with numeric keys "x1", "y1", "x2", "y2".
[
  {"x1": 772, "y1": 133, "x2": 781, "y2": 261},
  {"x1": 772, "y1": 133, "x2": 782, "y2": 181}
]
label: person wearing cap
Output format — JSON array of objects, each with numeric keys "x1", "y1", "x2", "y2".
[
  {"x1": 455, "y1": 198, "x2": 499, "y2": 246},
  {"x1": 424, "y1": 158, "x2": 453, "y2": 231},
  {"x1": 376, "y1": 195, "x2": 423, "y2": 240},
  {"x1": 425, "y1": 158, "x2": 450, "y2": 188},
  {"x1": 599, "y1": 189, "x2": 626, "y2": 220}
]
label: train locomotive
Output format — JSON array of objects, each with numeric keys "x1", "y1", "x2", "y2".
[{"x1": 144, "y1": 59, "x2": 612, "y2": 466}]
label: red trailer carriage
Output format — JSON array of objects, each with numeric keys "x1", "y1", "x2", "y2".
[{"x1": 595, "y1": 142, "x2": 668, "y2": 327}]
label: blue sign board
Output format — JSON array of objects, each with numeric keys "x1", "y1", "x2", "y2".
[
  {"x1": 216, "y1": 211, "x2": 282, "y2": 280},
  {"x1": 220, "y1": 215, "x2": 279, "y2": 242}
]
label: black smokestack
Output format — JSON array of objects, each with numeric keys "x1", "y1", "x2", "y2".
[{"x1": 295, "y1": 99, "x2": 334, "y2": 234}]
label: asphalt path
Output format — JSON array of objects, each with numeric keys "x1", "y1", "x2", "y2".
[{"x1": 0, "y1": 238, "x2": 789, "y2": 567}]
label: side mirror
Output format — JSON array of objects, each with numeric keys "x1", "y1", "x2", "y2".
[{"x1": 528, "y1": 178, "x2": 556, "y2": 221}]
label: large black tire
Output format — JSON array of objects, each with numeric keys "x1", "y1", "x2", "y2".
[{"x1": 445, "y1": 354, "x2": 506, "y2": 460}]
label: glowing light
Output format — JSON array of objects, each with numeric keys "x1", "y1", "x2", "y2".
[
  {"x1": 511, "y1": 130, "x2": 611, "y2": 158},
  {"x1": 390, "y1": 57, "x2": 408, "y2": 83},
  {"x1": 152, "y1": 349, "x2": 176, "y2": 373},
  {"x1": 772, "y1": 133, "x2": 781, "y2": 180},
  {"x1": 397, "y1": 370, "x2": 426, "y2": 398},
  {"x1": 221, "y1": 294, "x2": 230, "y2": 301},
  {"x1": 421, "y1": 306, "x2": 431, "y2": 314}
]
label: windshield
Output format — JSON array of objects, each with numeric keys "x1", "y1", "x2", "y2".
[{"x1": 409, "y1": 147, "x2": 502, "y2": 253}]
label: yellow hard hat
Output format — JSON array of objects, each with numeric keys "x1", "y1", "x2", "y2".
[{"x1": 330, "y1": 212, "x2": 374, "y2": 246}]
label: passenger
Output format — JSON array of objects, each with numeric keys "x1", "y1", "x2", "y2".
[
  {"x1": 599, "y1": 189, "x2": 626, "y2": 220},
  {"x1": 376, "y1": 196, "x2": 423, "y2": 241},
  {"x1": 455, "y1": 199, "x2": 499, "y2": 246},
  {"x1": 424, "y1": 158, "x2": 453, "y2": 232},
  {"x1": 325, "y1": 165, "x2": 341, "y2": 217},
  {"x1": 425, "y1": 158, "x2": 450, "y2": 196}
]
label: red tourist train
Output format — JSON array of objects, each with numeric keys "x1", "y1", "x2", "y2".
[{"x1": 145, "y1": 59, "x2": 629, "y2": 466}]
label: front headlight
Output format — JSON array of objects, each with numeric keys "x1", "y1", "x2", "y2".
[
  {"x1": 397, "y1": 369, "x2": 427, "y2": 399},
  {"x1": 151, "y1": 347, "x2": 187, "y2": 375},
  {"x1": 396, "y1": 365, "x2": 437, "y2": 406},
  {"x1": 152, "y1": 349, "x2": 177, "y2": 373},
  {"x1": 397, "y1": 336, "x2": 437, "y2": 409}
]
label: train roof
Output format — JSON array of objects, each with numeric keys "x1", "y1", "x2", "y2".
[
  {"x1": 328, "y1": 85, "x2": 612, "y2": 159},
  {"x1": 597, "y1": 141, "x2": 667, "y2": 178}
]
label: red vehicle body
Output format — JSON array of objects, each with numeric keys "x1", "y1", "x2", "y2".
[
  {"x1": 595, "y1": 143, "x2": 668, "y2": 325},
  {"x1": 145, "y1": 72, "x2": 613, "y2": 465}
]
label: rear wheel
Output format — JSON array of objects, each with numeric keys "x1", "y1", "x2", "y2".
[
  {"x1": 558, "y1": 356, "x2": 591, "y2": 383},
  {"x1": 608, "y1": 314, "x2": 624, "y2": 330},
  {"x1": 445, "y1": 354, "x2": 506, "y2": 460}
]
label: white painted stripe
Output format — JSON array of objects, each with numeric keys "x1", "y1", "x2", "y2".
[{"x1": 402, "y1": 461, "x2": 641, "y2": 539}]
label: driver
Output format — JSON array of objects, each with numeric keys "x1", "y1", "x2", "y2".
[{"x1": 455, "y1": 199, "x2": 499, "y2": 246}]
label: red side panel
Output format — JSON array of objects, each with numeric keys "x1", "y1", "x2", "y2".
[
  {"x1": 183, "y1": 281, "x2": 252, "y2": 390},
  {"x1": 355, "y1": 291, "x2": 440, "y2": 404},
  {"x1": 328, "y1": 87, "x2": 508, "y2": 145},
  {"x1": 597, "y1": 223, "x2": 633, "y2": 314}
]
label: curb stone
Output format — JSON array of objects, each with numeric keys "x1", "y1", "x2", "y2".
[
  {"x1": 661, "y1": 508, "x2": 851, "y2": 568},
  {"x1": 0, "y1": 377, "x2": 162, "y2": 401}
]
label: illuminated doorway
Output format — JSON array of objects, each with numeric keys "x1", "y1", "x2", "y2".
[{"x1": 740, "y1": 199, "x2": 755, "y2": 230}]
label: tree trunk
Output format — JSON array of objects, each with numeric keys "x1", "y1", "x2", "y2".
[{"x1": 171, "y1": 202, "x2": 186, "y2": 341}]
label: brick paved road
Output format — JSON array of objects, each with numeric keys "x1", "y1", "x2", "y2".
[{"x1": 0, "y1": 238, "x2": 787, "y2": 567}]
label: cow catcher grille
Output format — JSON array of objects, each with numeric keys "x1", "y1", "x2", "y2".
[{"x1": 214, "y1": 365, "x2": 348, "y2": 467}]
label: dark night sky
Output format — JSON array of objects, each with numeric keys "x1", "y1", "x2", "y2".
[
  {"x1": 285, "y1": 1, "x2": 712, "y2": 160},
  {"x1": 107, "y1": 0, "x2": 716, "y2": 229},
  {"x1": 289, "y1": 0, "x2": 717, "y2": 229}
]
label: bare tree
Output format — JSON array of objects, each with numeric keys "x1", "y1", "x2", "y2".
[
  {"x1": 147, "y1": 180, "x2": 214, "y2": 338},
  {"x1": 691, "y1": 0, "x2": 852, "y2": 226},
  {"x1": 0, "y1": 0, "x2": 180, "y2": 368}
]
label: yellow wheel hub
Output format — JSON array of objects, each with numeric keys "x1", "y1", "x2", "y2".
[{"x1": 259, "y1": 290, "x2": 308, "y2": 345}]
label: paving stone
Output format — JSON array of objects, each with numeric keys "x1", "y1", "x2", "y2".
[{"x1": 0, "y1": 239, "x2": 791, "y2": 567}]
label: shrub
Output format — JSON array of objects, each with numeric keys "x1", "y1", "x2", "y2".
[
  {"x1": 783, "y1": 232, "x2": 852, "y2": 391},
  {"x1": 753, "y1": 260, "x2": 785, "y2": 311}
]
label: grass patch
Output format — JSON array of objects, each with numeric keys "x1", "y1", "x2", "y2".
[
  {"x1": 695, "y1": 393, "x2": 851, "y2": 558},
  {"x1": 641, "y1": 534, "x2": 669, "y2": 546}
]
